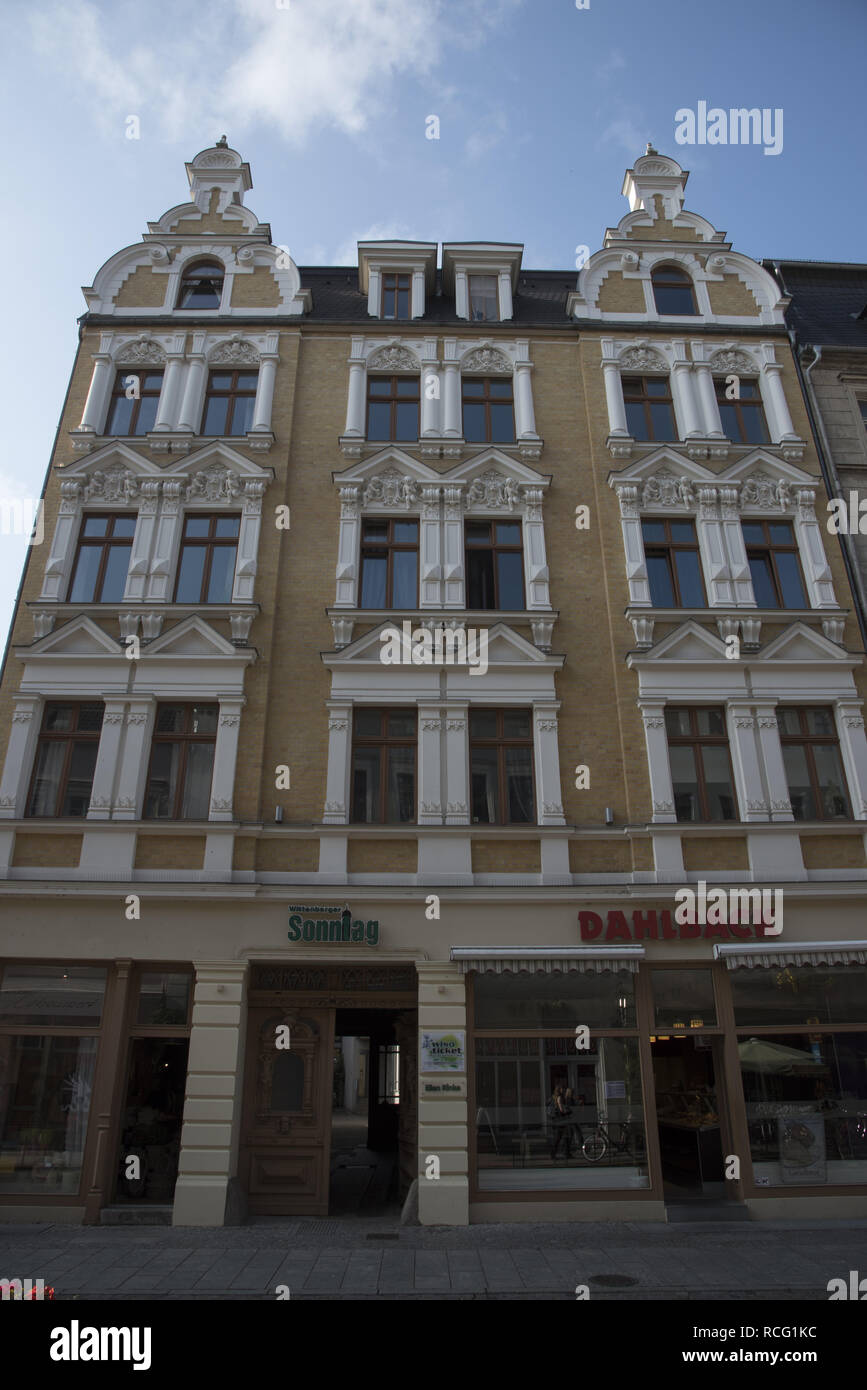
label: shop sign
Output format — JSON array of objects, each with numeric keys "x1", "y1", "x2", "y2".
[
  {"x1": 287, "y1": 905, "x2": 379, "y2": 945},
  {"x1": 422, "y1": 1078, "x2": 467, "y2": 1098},
  {"x1": 579, "y1": 908, "x2": 775, "y2": 943},
  {"x1": 420, "y1": 1030, "x2": 466, "y2": 1073}
]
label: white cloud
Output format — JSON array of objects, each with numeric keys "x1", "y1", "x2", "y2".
[
  {"x1": 464, "y1": 109, "x2": 509, "y2": 162},
  {"x1": 331, "y1": 222, "x2": 420, "y2": 266},
  {"x1": 599, "y1": 115, "x2": 648, "y2": 157},
  {"x1": 595, "y1": 49, "x2": 626, "y2": 83}
]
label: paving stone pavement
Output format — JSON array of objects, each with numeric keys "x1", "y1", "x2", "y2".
[{"x1": 1, "y1": 1218, "x2": 866, "y2": 1300}]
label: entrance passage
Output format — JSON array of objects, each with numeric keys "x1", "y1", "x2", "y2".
[
  {"x1": 651, "y1": 1036, "x2": 725, "y2": 1201},
  {"x1": 114, "y1": 1038, "x2": 188, "y2": 1203},
  {"x1": 330, "y1": 1009, "x2": 403, "y2": 1215}
]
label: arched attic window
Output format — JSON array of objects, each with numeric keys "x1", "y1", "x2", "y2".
[
  {"x1": 177, "y1": 260, "x2": 224, "y2": 310},
  {"x1": 651, "y1": 263, "x2": 698, "y2": 316}
]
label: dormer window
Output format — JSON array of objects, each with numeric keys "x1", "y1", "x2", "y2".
[
  {"x1": 177, "y1": 261, "x2": 224, "y2": 310},
  {"x1": 366, "y1": 376, "x2": 419, "y2": 442},
  {"x1": 651, "y1": 264, "x2": 697, "y2": 316},
  {"x1": 469, "y1": 275, "x2": 499, "y2": 323},
  {"x1": 381, "y1": 273, "x2": 410, "y2": 320}
]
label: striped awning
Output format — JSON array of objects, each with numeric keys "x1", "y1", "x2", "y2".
[
  {"x1": 715, "y1": 940, "x2": 867, "y2": 970},
  {"x1": 449, "y1": 947, "x2": 644, "y2": 975}
]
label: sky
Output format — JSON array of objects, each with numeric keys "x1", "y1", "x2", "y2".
[{"x1": 0, "y1": 0, "x2": 864, "y2": 650}]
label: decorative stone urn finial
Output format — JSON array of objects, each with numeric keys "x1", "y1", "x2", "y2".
[{"x1": 216, "y1": 134, "x2": 228, "y2": 148}]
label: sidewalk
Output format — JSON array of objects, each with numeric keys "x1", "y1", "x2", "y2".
[{"x1": 2, "y1": 1217, "x2": 866, "y2": 1299}]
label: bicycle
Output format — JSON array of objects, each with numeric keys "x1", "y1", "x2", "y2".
[{"x1": 582, "y1": 1115, "x2": 646, "y2": 1164}]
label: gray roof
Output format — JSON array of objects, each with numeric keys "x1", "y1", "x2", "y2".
[
  {"x1": 764, "y1": 259, "x2": 867, "y2": 350},
  {"x1": 298, "y1": 267, "x2": 575, "y2": 326}
]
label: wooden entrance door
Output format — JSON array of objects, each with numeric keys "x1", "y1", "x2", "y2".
[{"x1": 240, "y1": 1005, "x2": 335, "y2": 1216}]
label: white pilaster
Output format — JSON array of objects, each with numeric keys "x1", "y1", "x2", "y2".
[
  {"x1": 335, "y1": 487, "x2": 360, "y2": 607},
  {"x1": 124, "y1": 481, "x2": 161, "y2": 602},
  {"x1": 727, "y1": 705, "x2": 768, "y2": 823},
  {"x1": 76, "y1": 343, "x2": 115, "y2": 433},
  {"x1": 498, "y1": 270, "x2": 513, "y2": 321},
  {"x1": 670, "y1": 352, "x2": 699, "y2": 438},
  {"x1": 522, "y1": 490, "x2": 551, "y2": 609},
  {"x1": 323, "y1": 703, "x2": 352, "y2": 824},
  {"x1": 420, "y1": 340, "x2": 440, "y2": 436},
  {"x1": 533, "y1": 706, "x2": 565, "y2": 826},
  {"x1": 640, "y1": 702, "x2": 677, "y2": 823},
  {"x1": 615, "y1": 484, "x2": 649, "y2": 604},
  {"x1": 695, "y1": 486, "x2": 734, "y2": 605},
  {"x1": 514, "y1": 344, "x2": 539, "y2": 440},
  {"x1": 418, "y1": 707, "x2": 444, "y2": 825},
  {"x1": 411, "y1": 270, "x2": 425, "y2": 318},
  {"x1": 0, "y1": 696, "x2": 42, "y2": 818},
  {"x1": 233, "y1": 480, "x2": 267, "y2": 603},
  {"x1": 836, "y1": 702, "x2": 867, "y2": 821},
  {"x1": 87, "y1": 700, "x2": 127, "y2": 820},
  {"x1": 145, "y1": 480, "x2": 184, "y2": 601},
  {"x1": 793, "y1": 488, "x2": 837, "y2": 608},
  {"x1": 416, "y1": 962, "x2": 468, "y2": 1226},
  {"x1": 367, "y1": 268, "x2": 382, "y2": 318},
  {"x1": 153, "y1": 352, "x2": 186, "y2": 431},
  {"x1": 723, "y1": 492, "x2": 755, "y2": 606},
  {"x1": 419, "y1": 487, "x2": 443, "y2": 607},
  {"x1": 345, "y1": 351, "x2": 366, "y2": 438},
  {"x1": 603, "y1": 359, "x2": 629, "y2": 436},
  {"x1": 113, "y1": 699, "x2": 155, "y2": 819},
  {"x1": 442, "y1": 344, "x2": 461, "y2": 436},
  {"x1": 693, "y1": 361, "x2": 725, "y2": 437},
  {"x1": 455, "y1": 272, "x2": 469, "y2": 320},
  {"x1": 760, "y1": 359, "x2": 798, "y2": 441},
  {"x1": 444, "y1": 706, "x2": 469, "y2": 824},
  {"x1": 39, "y1": 481, "x2": 82, "y2": 600},
  {"x1": 176, "y1": 335, "x2": 208, "y2": 434},
  {"x1": 442, "y1": 487, "x2": 464, "y2": 607},
  {"x1": 250, "y1": 354, "x2": 278, "y2": 433},
  {"x1": 754, "y1": 705, "x2": 794, "y2": 822},
  {"x1": 210, "y1": 700, "x2": 244, "y2": 821}
]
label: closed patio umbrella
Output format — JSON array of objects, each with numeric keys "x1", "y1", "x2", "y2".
[{"x1": 738, "y1": 1038, "x2": 825, "y2": 1073}]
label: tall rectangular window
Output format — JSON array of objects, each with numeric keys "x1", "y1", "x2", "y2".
[
  {"x1": 641, "y1": 518, "x2": 706, "y2": 607},
  {"x1": 201, "y1": 370, "x2": 258, "y2": 437},
  {"x1": 381, "y1": 273, "x2": 410, "y2": 319},
  {"x1": 778, "y1": 706, "x2": 851, "y2": 821},
  {"x1": 174, "y1": 514, "x2": 240, "y2": 603},
  {"x1": 67, "y1": 514, "x2": 137, "y2": 603},
  {"x1": 366, "y1": 376, "x2": 419, "y2": 442},
  {"x1": 105, "y1": 370, "x2": 163, "y2": 436},
  {"x1": 468, "y1": 275, "x2": 499, "y2": 322},
  {"x1": 623, "y1": 376, "x2": 677, "y2": 441},
  {"x1": 665, "y1": 706, "x2": 738, "y2": 822},
  {"x1": 359, "y1": 519, "x2": 418, "y2": 608},
  {"x1": 470, "y1": 709, "x2": 535, "y2": 824},
  {"x1": 462, "y1": 378, "x2": 515, "y2": 443},
  {"x1": 742, "y1": 520, "x2": 807, "y2": 608},
  {"x1": 143, "y1": 704, "x2": 218, "y2": 821},
  {"x1": 26, "y1": 703, "x2": 104, "y2": 818},
  {"x1": 351, "y1": 709, "x2": 416, "y2": 823},
  {"x1": 715, "y1": 378, "x2": 770, "y2": 444},
  {"x1": 465, "y1": 520, "x2": 524, "y2": 609}
]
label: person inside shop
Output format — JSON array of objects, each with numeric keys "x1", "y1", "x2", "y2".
[
  {"x1": 564, "y1": 1087, "x2": 584, "y2": 1151},
  {"x1": 548, "y1": 1084, "x2": 573, "y2": 1160}
]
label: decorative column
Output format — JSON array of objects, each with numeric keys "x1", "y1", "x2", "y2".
[
  {"x1": 522, "y1": 489, "x2": 551, "y2": 608},
  {"x1": 444, "y1": 706, "x2": 469, "y2": 824},
  {"x1": 695, "y1": 486, "x2": 735, "y2": 605},
  {"x1": 442, "y1": 487, "x2": 464, "y2": 607},
  {"x1": 74, "y1": 336, "x2": 115, "y2": 435},
  {"x1": 793, "y1": 487, "x2": 837, "y2": 607},
  {"x1": 614, "y1": 484, "x2": 649, "y2": 604},
  {"x1": 418, "y1": 707, "x2": 444, "y2": 824},
  {"x1": 232, "y1": 479, "x2": 267, "y2": 602},
  {"x1": 176, "y1": 333, "x2": 208, "y2": 434},
  {"x1": 416, "y1": 960, "x2": 469, "y2": 1226},
  {"x1": 419, "y1": 341, "x2": 440, "y2": 437},
  {"x1": 344, "y1": 344, "x2": 367, "y2": 437},
  {"x1": 727, "y1": 705, "x2": 769, "y2": 822},
  {"x1": 442, "y1": 342, "x2": 461, "y2": 436},
  {"x1": 411, "y1": 269, "x2": 425, "y2": 318},
  {"x1": 498, "y1": 270, "x2": 513, "y2": 320},
  {"x1": 173, "y1": 961, "x2": 250, "y2": 1227},
  {"x1": 602, "y1": 357, "x2": 629, "y2": 436},
  {"x1": 334, "y1": 486, "x2": 360, "y2": 606},
  {"x1": 323, "y1": 703, "x2": 352, "y2": 823},
  {"x1": 250, "y1": 353, "x2": 278, "y2": 434},
  {"x1": 753, "y1": 706, "x2": 795, "y2": 822},
  {"x1": 152, "y1": 346, "x2": 186, "y2": 431},
  {"x1": 419, "y1": 486, "x2": 443, "y2": 607},
  {"x1": 208, "y1": 700, "x2": 244, "y2": 822},
  {"x1": 835, "y1": 702, "x2": 867, "y2": 821},
  {"x1": 759, "y1": 358, "x2": 798, "y2": 442},
  {"x1": 693, "y1": 360, "x2": 725, "y2": 437},
  {"x1": 0, "y1": 696, "x2": 42, "y2": 818},
  {"x1": 533, "y1": 706, "x2": 566, "y2": 825},
  {"x1": 112, "y1": 698, "x2": 156, "y2": 819},
  {"x1": 367, "y1": 267, "x2": 381, "y2": 317},
  {"x1": 39, "y1": 480, "x2": 81, "y2": 600},
  {"x1": 670, "y1": 345, "x2": 702, "y2": 437},
  {"x1": 87, "y1": 700, "x2": 127, "y2": 819},
  {"x1": 639, "y1": 702, "x2": 677, "y2": 823},
  {"x1": 514, "y1": 343, "x2": 539, "y2": 440},
  {"x1": 145, "y1": 480, "x2": 184, "y2": 601}
]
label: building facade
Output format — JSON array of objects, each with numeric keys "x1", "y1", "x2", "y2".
[{"x1": 1, "y1": 144, "x2": 867, "y2": 1227}]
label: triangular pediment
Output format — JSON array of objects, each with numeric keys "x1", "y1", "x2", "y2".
[
  {"x1": 758, "y1": 623, "x2": 851, "y2": 664},
  {"x1": 143, "y1": 616, "x2": 240, "y2": 658},
  {"x1": 444, "y1": 450, "x2": 550, "y2": 488},
  {"x1": 608, "y1": 449, "x2": 715, "y2": 488},
  {"x1": 718, "y1": 453, "x2": 817, "y2": 488},
  {"x1": 163, "y1": 441, "x2": 272, "y2": 479},
  {"x1": 334, "y1": 449, "x2": 443, "y2": 487},
  {"x1": 643, "y1": 621, "x2": 727, "y2": 662},
  {"x1": 59, "y1": 443, "x2": 163, "y2": 479},
  {"x1": 323, "y1": 620, "x2": 559, "y2": 667},
  {"x1": 17, "y1": 616, "x2": 121, "y2": 657}
]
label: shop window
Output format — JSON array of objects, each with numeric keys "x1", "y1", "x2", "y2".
[
  {"x1": 469, "y1": 709, "x2": 534, "y2": 824},
  {"x1": 366, "y1": 376, "x2": 420, "y2": 442},
  {"x1": 105, "y1": 370, "x2": 164, "y2": 436},
  {"x1": 641, "y1": 518, "x2": 706, "y2": 607},
  {"x1": 0, "y1": 965, "x2": 107, "y2": 1027},
  {"x1": 136, "y1": 972, "x2": 192, "y2": 1026},
  {"x1": 26, "y1": 702, "x2": 104, "y2": 819},
  {"x1": 730, "y1": 965, "x2": 867, "y2": 1028},
  {"x1": 143, "y1": 704, "x2": 218, "y2": 821},
  {"x1": 350, "y1": 708, "x2": 416, "y2": 824},
  {"x1": 381, "y1": 273, "x2": 410, "y2": 320},
  {"x1": 0, "y1": 1033, "x2": 98, "y2": 1194},
  {"x1": 465, "y1": 520, "x2": 524, "y2": 610},
  {"x1": 777, "y1": 706, "x2": 851, "y2": 820},
  {"x1": 739, "y1": 1030, "x2": 867, "y2": 1187},
  {"x1": 68, "y1": 514, "x2": 137, "y2": 603},
  {"x1": 742, "y1": 520, "x2": 808, "y2": 609},
  {"x1": 665, "y1": 706, "x2": 738, "y2": 822},
  {"x1": 651, "y1": 968, "x2": 718, "y2": 1030},
  {"x1": 359, "y1": 518, "x2": 418, "y2": 608},
  {"x1": 174, "y1": 513, "x2": 240, "y2": 603},
  {"x1": 201, "y1": 370, "x2": 258, "y2": 437},
  {"x1": 714, "y1": 378, "x2": 769, "y2": 445},
  {"x1": 462, "y1": 377, "x2": 515, "y2": 444},
  {"x1": 177, "y1": 260, "x2": 224, "y2": 310},
  {"x1": 468, "y1": 274, "x2": 499, "y2": 322},
  {"x1": 651, "y1": 264, "x2": 698, "y2": 315},
  {"x1": 474, "y1": 1035, "x2": 648, "y2": 1191},
  {"x1": 473, "y1": 969, "x2": 636, "y2": 1031},
  {"x1": 622, "y1": 375, "x2": 677, "y2": 441}
]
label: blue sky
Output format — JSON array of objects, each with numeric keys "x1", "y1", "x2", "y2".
[{"x1": 0, "y1": 0, "x2": 864, "y2": 648}]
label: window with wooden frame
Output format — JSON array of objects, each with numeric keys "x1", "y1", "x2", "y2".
[
  {"x1": 665, "y1": 706, "x2": 738, "y2": 822},
  {"x1": 359, "y1": 518, "x2": 419, "y2": 608},
  {"x1": 67, "y1": 514, "x2": 138, "y2": 603},
  {"x1": 462, "y1": 377, "x2": 515, "y2": 443},
  {"x1": 465, "y1": 519, "x2": 524, "y2": 610},
  {"x1": 778, "y1": 706, "x2": 851, "y2": 821},
  {"x1": 176, "y1": 260, "x2": 224, "y2": 309},
  {"x1": 351, "y1": 708, "x2": 416, "y2": 824},
  {"x1": 714, "y1": 377, "x2": 770, "y2": 444},
  {"x1": 143, "y1": 704, "x2": 218, "y2": 820},
  {"x1": 651, "y1": 264, "x2": 698, "y2": 315},
  {"x1": 381, "y1": 273, "x2": 410, "y2": 319},
  {"x1": 174, "y1": 514, "x2": 240, "y2": 603},
  {"x1": 201, "y1": 369, "x2": 258, "y2": 437},
  {"x1": 741, "y1": 519, "x2": 808, "y2": 608},
  {"x1": 366, "y1": 375, "x2": 420, "y2": 442},
  {"x1": 641, "y1": 518, "x2": 706, "y2": 607},
  {"x1": 469, "y1": 709, "x2": 535, "y2": 824},
  {"x1": 622, "y1": 375, "x2": 677, "y2": 441},
  {"x1": 105, "y1": 369, "x2": 163, "y2": 436},
  {"x1": 26, "y1": 702, "x2": 105, "y2": 818},
  {"x1": 468, "y1": 274, "x2": 499, "y2": 322}
]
